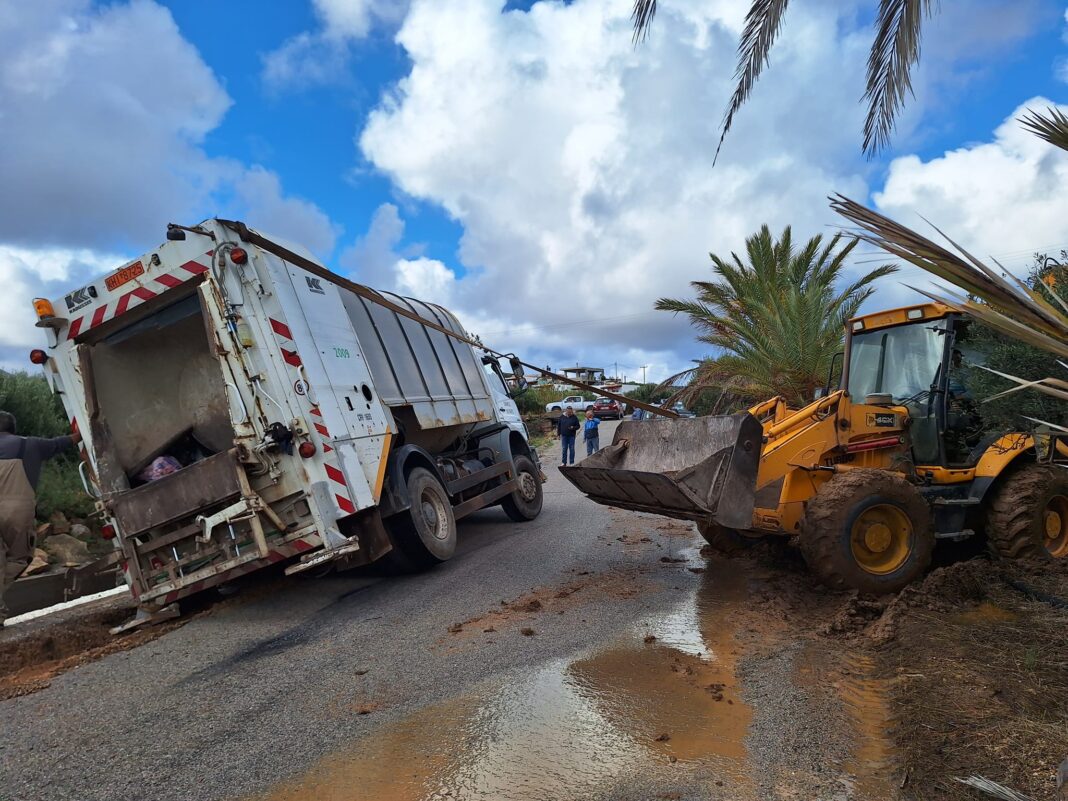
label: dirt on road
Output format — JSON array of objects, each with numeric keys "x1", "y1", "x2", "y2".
[{"x1": 4, "y1": 512, "x2": 1067, "y2": 799}]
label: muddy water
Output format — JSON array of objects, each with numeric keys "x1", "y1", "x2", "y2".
[
  {"x1": 249, "y1": 560, "x2": 755, "y2": 801},
  {"x1": 838, "y1": 652, "x2": 899, "y2": 800}
]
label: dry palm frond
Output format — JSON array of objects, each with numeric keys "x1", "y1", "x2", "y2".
[
  {"x1": 830, "y1": 194, "x2": 1068, "y2": 357},
  {"x1": 714, "y1": 0, "x2": 791, "y2": 165},
  {"x1": 631, "y1": 0, "x2": 657, "y2": 43},
  {"x1": 953, "y1": 776, "x2": 1034, "y2": 801},
  {"x1": 974, "y1": 365, "x2": 1068, "y2": 403},
  {"x1": 1019, "y1": 106, "x2": 1068, "y2": 153},
  {"x1": 863, "y1": 0, "x2": 934, "y2": 155}
]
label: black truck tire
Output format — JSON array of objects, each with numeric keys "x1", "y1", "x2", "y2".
[
  {"x1": 799, "y1": 469, "x2": 934, "y2": 594},
  {"x1": 501, "y1": 455, "x2": 543, "y2": 522},
  {"x1": 388, "y1": 467, "x2": 457, "y2": 568},
  {"x1": 697, "y1": 522, "x2": 759, "y2": 556},
  {"x1": 986, "y1": 464, "x2": 1068, "y2": 560}
]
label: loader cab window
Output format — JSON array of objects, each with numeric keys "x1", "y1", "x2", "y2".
[{"x1": 847, "y1": 320, "x2": 947, "y2": 465}]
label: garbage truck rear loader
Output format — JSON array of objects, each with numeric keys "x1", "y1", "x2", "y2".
[{"x1": 31, "y1": 219, "x2": 542, "y2": 629}]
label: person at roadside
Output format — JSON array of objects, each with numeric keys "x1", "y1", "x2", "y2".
[
  {"x1": 583, "y1": 409, "x2": 602, "y2": 456},
  {"x1": 556, "y1": 406, "x2": 581, "y2": 467},
  {"x1": 0, "y1": 411, "x2": 79, "y2": 623}
]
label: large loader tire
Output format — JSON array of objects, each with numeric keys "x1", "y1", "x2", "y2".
[
  {"x1": 986, "y1": 464, "x2": 1068, "y2": 560},
  {"x1": 799, "y1": 469, "x2": 934, "y2": 595},
  {"x1": 501, "y1": 455, "x2": 543, "y2": 522},
  {"x1": 697, "y1": 523, "x2": 760, "y2": 556},
  {"x1": 388, "y1": 467, "x2": 457, "y2": 569}
]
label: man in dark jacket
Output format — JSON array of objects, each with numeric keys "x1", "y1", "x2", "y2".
[
  {"x1": 0, "y1": 411, "x2": 79, "y2": 622},
  {"x1": 556, "y1": 406, "x2": 581, "y2": 467}
]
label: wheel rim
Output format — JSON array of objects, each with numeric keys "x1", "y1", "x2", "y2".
[
  {"x1": 850, "y1": 503, "x2": 913, "y2": 575},
  {"x1": 517, "y1": 470, "x2": 538, "y2": 503},
  {"x1": 1043, "y1": 494, "x2": 1068, "y2": 558},
  {"x1": 419, "y1": 487, "x2": 450, "y2": 541}
]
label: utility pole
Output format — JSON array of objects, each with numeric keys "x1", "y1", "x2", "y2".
[{"x1": 640, "y1": 365, "x2": 648, "y2": 384}]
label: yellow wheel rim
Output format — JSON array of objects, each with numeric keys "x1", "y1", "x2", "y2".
[
  {"x1": 850, "y1": 504, "x2": 914, "y2": 575},
  {"x1": 1043, "y1": 495, "x2": 1068, "y2": 558}
]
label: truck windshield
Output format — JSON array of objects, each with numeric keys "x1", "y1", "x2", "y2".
[{"x1": 847, "y1": 321, "x2": 945, "y2": 402}]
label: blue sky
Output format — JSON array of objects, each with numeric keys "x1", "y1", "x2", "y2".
[{"x1": 1, "y1": 0, "x2": 1066, "y2": 381}]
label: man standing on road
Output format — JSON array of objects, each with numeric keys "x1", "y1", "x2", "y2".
[
  {"x1": 583, "y1": 409, "x2": 602, "y2": 456},
  {"x1": 556, "y1": 406, "x2": 581, "y2": 467},
  {"x1": 0, "y1": 411, "x2": 79, "y2": 623}
]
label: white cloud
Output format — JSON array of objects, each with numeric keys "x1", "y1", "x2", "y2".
[
  {"x1": 0, "y1": 0, "x2": 339, "y2": 365},
  {"x1": 358, "y1": 0, "x2": 877, "y2": 379},
  {"x1": 0, "y1": 245, "x2": 126, "y2": 368},
  {"x1": 229, "y1": 165, "x2": 340, "y2": 257},
  {"x1": 394, "y1": 256, "x2": 456, "y2": 300},
  {"x1": 874, "y1": 97, "x2": 1068, "y2": 279},
  {"x1": 261, "y1": 0, "x2": 409, "y2": 91}
]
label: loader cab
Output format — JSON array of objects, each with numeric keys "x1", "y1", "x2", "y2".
[{"x1": 844, "y1": 304, "x2": 983, "y2": 469}]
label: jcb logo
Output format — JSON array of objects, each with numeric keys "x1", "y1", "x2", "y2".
[
  {"x1": 866, "y1": 412, "x2": 897, "y2": 428},
  {"x1": 305, "y1": 276, "x2": 325, "y2": 294}
]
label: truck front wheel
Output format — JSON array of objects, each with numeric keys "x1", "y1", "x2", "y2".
[
  {"x1": 501, "y1": 456, "x2": 543, "y2": 522},
  {"x1": 389, "y1": 467, "x2": 457, "y2": 567}
]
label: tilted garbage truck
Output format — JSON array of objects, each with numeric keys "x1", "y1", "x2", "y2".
[{"x1": 29, "y1": 219, "x2": 543, "y2": 630}]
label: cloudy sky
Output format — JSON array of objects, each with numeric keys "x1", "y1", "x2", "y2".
[{"x1": 2, "y1": 0, "x2": 1067, "y2": 382}]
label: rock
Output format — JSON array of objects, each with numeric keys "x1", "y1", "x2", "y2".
[
  {"x1": 35, "y1": 522, "x2": 52, "y2": 539},
  {"x1": 42, "y1": 533, "x2": 90, "y2": 566},
  {"x1": 70, "y1": 523, "x2": 91, "y2": 540},
  {"x1": 49, "y1": 511, "x2": 71, "y2": 535},
  {"x1": 22, "y1": 549, "x2": 50, "y2": 577}
]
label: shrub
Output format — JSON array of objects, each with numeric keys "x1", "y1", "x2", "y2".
[{"x1": 0, "y1": 369, "x2": 92, "y2": 521}]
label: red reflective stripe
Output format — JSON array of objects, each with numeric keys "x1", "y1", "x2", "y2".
[
  {"x1": 156, "y1": 273, "x2": 182, "y2": 288},
  {"x1": 269, "y1": 318, "x2": 292, "y2": 340},
  {"x1": 294, "y1": 538, "x2": 312, "y2": 552},
  {"x1": 309, "y1": 407, "x2": 322, "y2": 417},
  {"x1": 67, "y1": 317, "x2": 84, "y2": 340},
  {"x1": 281, "y1": 348, "x2": 302, "y2": 366},
  {"x1": 325, "y1": 464, "x2": 347, "y2": 486},
  {"x1": 90, "y1": 304, "x2": 108, "y2": 328},
  {"x1": 314, "y1": 423, "x2": 330, "y2": 437},
  {"x1": 116, "y1": 292, "x2": 133, "y2": 316},
  {"x1": 335, "y1": 494, "x2": 356, "y2": 514},
  {"x1": 133, "y1": 287, "x2": 156, "y2": 301},
  {"x1": 179, "y1": 259, "x2": 208, "y2": 275},
  {"x1": 322, "y1": 444, "x2": 333, "y2": 453},
  {"x1": 266, "y1": 550, "x2": 286, "y2": 564}
]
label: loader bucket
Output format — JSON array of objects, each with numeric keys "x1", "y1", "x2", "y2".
[{"x1": 560, "y1": 413, "x2": 763, "y2": 529}]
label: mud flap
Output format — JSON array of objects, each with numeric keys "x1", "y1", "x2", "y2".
[{"x1": 559, "y1": 413, "x2": 763, "y2": 529}]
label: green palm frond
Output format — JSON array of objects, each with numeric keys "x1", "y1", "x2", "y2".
[
  {"x1": 1019, "y1": 106, "x2": 1068, "y2": 152},
  {"x1": 714, "y1": 0, "x2": 792, "y2": 164},
  {"x1": 632, "y1": 0, "x2": 657, "y2": 42},
  {"x1": 863, "y1": 0, "x2": 934, "y2": 155},
  {"x1": 659, "y1": 222, "x2": 895, "y2": 406}
]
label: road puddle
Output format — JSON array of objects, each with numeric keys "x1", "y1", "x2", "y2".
[
  {"x1": 248, "y1": 562, "x2": 754, "y2": 801},
  {"x1": 837, "y1": 652, "x2": 899, "y2": 800}
]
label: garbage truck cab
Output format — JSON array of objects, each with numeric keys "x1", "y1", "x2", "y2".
[{"x1": 31, "y1": 219, "x2": 543, "y2": 629}]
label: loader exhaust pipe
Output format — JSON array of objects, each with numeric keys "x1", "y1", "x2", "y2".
[{"x1": 560, "y1": 413, "x2": 763, "y2": 529}]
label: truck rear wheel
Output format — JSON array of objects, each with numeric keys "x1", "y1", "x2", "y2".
[
  {"x1": 389, "y1": 467, "x2": 457, "y2": 568},
  {"x1": 800, "y1": 469, "x2": 933, "y2": 594},
  {"x1": 986, "y1": 464, "x2": 1068, "y2": 560},
  {"x1": 501, "y1": 455, "x2": 543, "y2": 522}
]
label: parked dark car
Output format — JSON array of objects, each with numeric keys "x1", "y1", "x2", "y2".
[{"x1": 591, "y1": 397, "x2": 623, "y2": 420}]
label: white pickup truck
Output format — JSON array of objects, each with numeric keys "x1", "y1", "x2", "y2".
[
  {"x1": 544, "y1": 395, "x2": 595, "y2": 414},
  {"x1": 31, "y1": 218, "x2": 544, "y2": 629}
]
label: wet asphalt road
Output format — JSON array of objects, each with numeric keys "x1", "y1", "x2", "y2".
[{"x1": 0, "y1": 424, "x2": 858, "y2": 801}]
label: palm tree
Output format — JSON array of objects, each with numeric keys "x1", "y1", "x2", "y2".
[
  {"x1": 632, "y1": 0, "x2": 937, "y2": 161},
  {"x1": 656, "y1": 225, "x2": 895, "y2": 407}
]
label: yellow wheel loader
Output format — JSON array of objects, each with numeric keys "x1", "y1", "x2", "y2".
[{"x1": 562, "y1": 302, "x2": 1068, "y2": 594}]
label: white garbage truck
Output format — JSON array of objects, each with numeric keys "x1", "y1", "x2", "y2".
[{"x1": 29, "y1": 219, "x2": 543, "y2": 629}]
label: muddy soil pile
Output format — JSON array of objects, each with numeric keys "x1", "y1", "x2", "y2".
[{"x1": 824, "y1": 556, "x2": 1068, "y2": 800}]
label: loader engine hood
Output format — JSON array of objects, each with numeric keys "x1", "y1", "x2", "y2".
[{"x1": 560, "y1": 413, "x2": 763, "y2": 529}]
